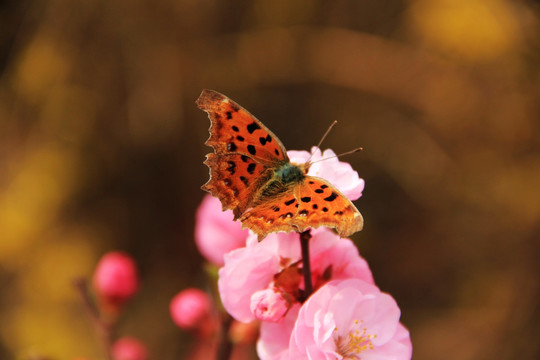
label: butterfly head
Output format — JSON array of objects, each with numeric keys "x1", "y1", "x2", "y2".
[{"x1": 276, "y1": 162, "x2": 307, "y2": 184}]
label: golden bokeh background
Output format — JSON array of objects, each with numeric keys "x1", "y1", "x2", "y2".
[{"x1": 1, "y1": 0, "x2": 539, "y2": 359}]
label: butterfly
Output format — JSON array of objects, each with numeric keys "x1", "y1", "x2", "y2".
[{"x1": 197, "y1": 89, "x2": 363, "y2": 240}]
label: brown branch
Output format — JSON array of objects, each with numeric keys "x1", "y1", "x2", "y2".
[
  {"x1": 72, "y1": 278, "x2": 113, "y2": 360},
  {"x1": 300, "y1": 229, "x2": 313, "y2": 299}
]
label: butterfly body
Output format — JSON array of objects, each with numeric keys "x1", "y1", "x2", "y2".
[
  {"x1": 197, "y1": 90, "x2": 363, "y2": 240},
  {"x1": 258, "y1": 163, "x2": 305, "y2": 200}
]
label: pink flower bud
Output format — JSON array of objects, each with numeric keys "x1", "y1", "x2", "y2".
[
  {"x1": 111, "y1": 337, "x2": 148, "y2": 360},
  {"x1": 250, "y1": 288, "x2": 289, "y2": 322},
  {"x1": 170, "y1": 288, "x2": 212, "y2": 330},
  {"x1": 93, "y1": 251, "x2": 139, "y2": 308}
]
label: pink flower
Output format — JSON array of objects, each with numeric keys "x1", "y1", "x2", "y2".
[
  {"x1": 218, "y1": 228, "x2": 373, "y2": 323},
  {"x1": 195, "y1": 194, "x2": 250, "y2": 266},
  {"x1": 288, "y1": 279, "x2": 412, "y2": 360},
  {"x1": 170, "y1": 288, "x2": 212, "y2": 330},
  {"x1": 250, "y1": 288, "x2": 290, "y2": 322},
  {"x1": 111, "y1": 337, "x2": 148, "y2": 360},
  {"x1": 287, "y1": 147, "x2": 365, "y2": 201},
  {"x1": 93, "y1": 251, "x2": 139, "y2": 308},
  {"x1": 257, "y1": 304, "x2": 300, "y2": 360}
]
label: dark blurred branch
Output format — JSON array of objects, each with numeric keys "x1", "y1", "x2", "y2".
[
  {"x1": 216, "y1": 313, "x2": 233, "y2": 360},
  {"x1": 73, "y1": 278, "x2": 113, "y2": 360}
]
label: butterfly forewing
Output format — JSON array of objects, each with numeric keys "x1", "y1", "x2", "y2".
[
  {"x1": 202, "y1": 153, "x2": 272, "y2": 218},
  {"x1": 197, "y1": 90, "x2": 288, "y2": 165}
]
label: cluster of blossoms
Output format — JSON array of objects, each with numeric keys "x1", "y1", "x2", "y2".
[{"x1": 175, "y1": 148, "x2": 412, "y2": 359}]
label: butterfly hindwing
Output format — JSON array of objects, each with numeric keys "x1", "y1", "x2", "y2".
[
  {"x1": 292, "y1": 176, "x2": 363, "y2": 237},
  {"x1": 239, "y1": 191, "x2": 300, "y2": 239},
  {"x1": 197, "y1": 89, "x2": 288, "y2": 165},
  {"x1": 240, "y1": 176, "x2": 363, "y2": 239}
]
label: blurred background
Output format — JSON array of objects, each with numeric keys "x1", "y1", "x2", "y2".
[{"x1": 1, "y1": 0, "x2": 540, "y2": 359}]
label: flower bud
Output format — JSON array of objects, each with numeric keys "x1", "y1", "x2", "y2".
[
  {"x1": 93, "y1": 251, "x2": 139, "y2": 309},
  {"x1": 250, "y1": 288, "x2": 289, "y2": 322},
  {"x1": 111, "y1": 337, "x2": 148, "y2": 360},
  {"x1": 170, "y1": 288, "x2": 212, "y2": 330}
]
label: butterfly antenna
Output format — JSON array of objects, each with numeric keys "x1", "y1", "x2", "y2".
[
  {"x1": 306, "y1": 120, "x2": 338, "y2": 164},
  {"x1": 309, "y1": 147, "x2": 363, "y2": 165}
]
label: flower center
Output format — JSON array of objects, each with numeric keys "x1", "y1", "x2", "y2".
[{"x1": 334, "y1": 320, "x2": 376, "y2": 359}]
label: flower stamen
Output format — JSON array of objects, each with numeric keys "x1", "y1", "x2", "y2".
[{"x1": 334, "y1": 319, "x2": 376, "y2": 359}]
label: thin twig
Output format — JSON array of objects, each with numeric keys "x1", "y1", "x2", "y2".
[
  {"x1": 300, "y1": 229, "x2": 314, "y2": 299},
  {"x1": 73, "y1": 278, "x2": 113, "y2": 360},
  {"x1": 216, "y1": 313, "x2": 234, "y2": 360}
]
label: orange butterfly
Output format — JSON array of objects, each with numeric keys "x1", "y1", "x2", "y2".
[{"x1": 197, "y1": 90, "x2": 363, "y2": 240}]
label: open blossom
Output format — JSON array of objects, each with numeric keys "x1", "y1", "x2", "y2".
[
  {"x1": 288, "y1": 147, "x2": 365, "y2": 201},
  {"x1": 257, "y1": 304, "x2": 301, "y2": 360},
  {"x1": 288, "y1": 279, "x2": 412, "y2": 360},
  {"x1": 218, "y1": 228, "x2": 373, "y2": 323},
  {"x1": 195, "y1": 194, "x2": 250, "y2": 266}
]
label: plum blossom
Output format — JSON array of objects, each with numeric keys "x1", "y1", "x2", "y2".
[
  {"x1": 195, "y1": 194, "x2": 250, "y2": 266},
  {"x1": 288, "y1": 147, "x2": 365, "y2": 201},
  {"x1": 170, "y1": 288, "x2": 212, "y2": 330},
  {"x1": 288, "y1": 279, "x2": 412, "y2": 360},
  {"x1": 218, "y1": 228, "x2": 373, "y2": 323},
  {"x1": 93, "y1": 251, "x2": 139, "y2": 308},
  {"x1": 256, "y1": 304, "x2": 300, "y2": 360},
  {"x1": 111, "y1": 337, "x2": 148, "y2": 360},
  {"x1": 250, "y1": 288, "x2": 290, "y2": 322}
]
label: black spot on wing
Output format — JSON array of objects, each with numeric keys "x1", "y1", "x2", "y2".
[
  {"x1": 259, "y1": 135, "x2": 272, "y2": 146},
  {"x1": 236, "y1": 136, "x2": 245, "y2": 141},
  {"x1": 247, "y1": 122, "x2": 261, "y2": 134},
  {"x1": 280, "y1": 212, "x2": 293, "y2": 219},
  {"x1": 247, "y1": 163, "x2": 256, "y2": 174},
  {"x1": 324, "y1": 192, "x2": 338, "y2": 202},
  {"x1": 232, "y1": 125, "x2": 239, "y2": 132},
  {"x1": 284, "y1": 198, "x2": 295, "y2": 206},
  {"x1": 240, "y1": 176, "x2": 249, "y2": 186},
  {"x1": 241, "y1": 155, "x2": 249, "y2": 162},
  {"x1": 226, "y1": 111, "x2": 233, "y2": 119},
  {"x1": 227, "y1": 142, "x2": 237, "y2": 152},
  {"x1": 247, "y1": 145, "x2": 257, "y2": 155},
  {"x1": 301, "y1": 197, "x2": 311, "y2": 203},
  {"x1": 315, "y1": 189, "x2": 324, "y2": 194},
  {"x1": 227, "y1": 161, "x2": 236, "y2": 175}
]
